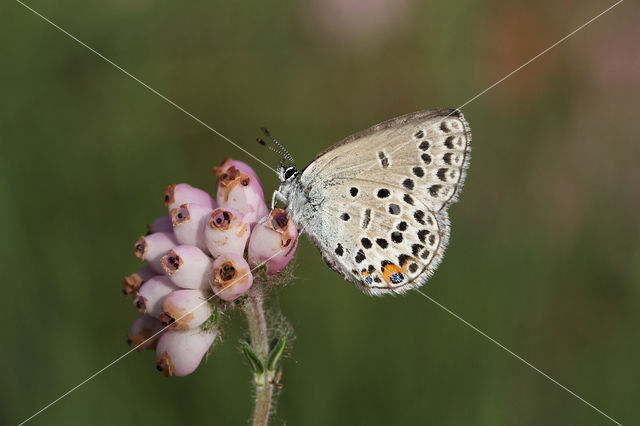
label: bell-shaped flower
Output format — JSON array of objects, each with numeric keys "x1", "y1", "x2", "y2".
[
  {"x1": 210, "y1": 253, "x2": 253, "y2": 302},
  {"x1": 127, "y1": 315, "x2": 163, "y2": 351},
  {"x1": 159, "y1": 289, "x2": 212, "y2": 330},
  {"x1": 123, "y1": 266, "x2": 155, "y2": 298},
  {"x1": 134, "y1": 276, "x2": 178, "y2": 318},
  {"x1": 155, "y1": 329, "x2": 217, "y2": 377},
  {"x1": 161, "y1": 245, "x2": 212, "y2": 290},
  {"x1": 214, "y1": 157, "x2": 263, "y2": 188},
  {"x1": 204, "y1": 207, "x2": 250, "y2": 257},
  {"x1": 164, "y1": 183, "x2": 216, "y2": 211},
  {"x1": 170, "y1": 203, "x2": 213, "y2": 252},
  {"x1": 215, "y1": 163, "x2": 267, "y2": 224},
  {"x1": 134, "y1": 232, "x2": 178, "y2": 274},
  {"x1": 247, "y1": 209, "x2": 298, "y2": 275}
]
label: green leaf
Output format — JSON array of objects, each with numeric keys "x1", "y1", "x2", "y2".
[
  {"x1": 267, "y1": 335, "x2": 287, "y2": 373},
  {"x1": 242, "y1": 343, "x2": 264, "y2": 375}
]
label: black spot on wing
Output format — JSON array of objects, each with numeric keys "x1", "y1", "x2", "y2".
[
  {"x1": 402, "y1": 179, "x2": 414, "y2": 190},
  {"x1": 378, "y1": 151, "x2": 389, "y2": 168}
]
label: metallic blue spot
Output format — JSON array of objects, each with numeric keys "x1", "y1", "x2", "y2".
[
  {"x1": 365, "y1": 276, "x2": 373, "y2": 285},
  {"x1": 390, "y1": 272, "x2": 403, "y2": 284}
]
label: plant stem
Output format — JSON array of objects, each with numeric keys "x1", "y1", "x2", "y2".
[{"x1": 243, "y1": 280, "x2": 274, "y2": 426}]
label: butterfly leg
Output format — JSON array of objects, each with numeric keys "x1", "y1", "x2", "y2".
[{"x1": 271, "y1": 190, "x2": 287, "y2": 210}]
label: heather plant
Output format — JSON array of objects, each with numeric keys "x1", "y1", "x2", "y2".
[{"x1": 124, "y1": 158, "x2": 296, "y2": 425}]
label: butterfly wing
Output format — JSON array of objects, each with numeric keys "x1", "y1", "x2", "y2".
[{"x1": 295, "y1": 109, "x2": 470, "y2": 294}]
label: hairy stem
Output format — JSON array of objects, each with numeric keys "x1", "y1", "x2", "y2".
[{"x1": 243, "y1": 281, "x2": 274, "y2": 426}]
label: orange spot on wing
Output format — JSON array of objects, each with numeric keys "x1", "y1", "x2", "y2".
[{"x1": 382, "y1": 263, "x2": 403, "y2": 285}]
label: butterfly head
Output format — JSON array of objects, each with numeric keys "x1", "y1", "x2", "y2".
[
  {"x1": 277, "y1": 162, "x2": 299, "y2": 184},
  {"x1": 257, "y1": 127, "x2": 299, "y2": 206},
  {"x1": 274, "y1": 161, "x2": 299, "y2": 206}
]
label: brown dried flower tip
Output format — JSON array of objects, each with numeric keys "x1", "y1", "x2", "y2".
[
  {"x1": 212, "y1": 157, "x2": 233, "y2": 177},
  {"x1": 218, "y1": 166, "x2": 241, "y2": 187},
  {"x1": 156, "y1": 352, "x2": 175, "y2": 377},
  {"x1": 170, "y1": 205, "x2": 191, "y2": 226},
  {"x1": 159, "y1": 312, "x2": 176, "y2": 328},
  {"x1": 134, "y1": 236, "x2": 147, "y2": 260},
  {"x1": 216, "y1": 263, "x2": 236, "y2": 282},
  {"x1": 209, "y1": 209, "x2": 233, "y2": 230},
  {"x1": 269, "y1": 208, "x2": 289, "y2": 232},
  {"x1": 161, "y1": 250, "x2": 183, "y2": 275},
  {"x1": 123, "y1": 275, "x2": 143, "y2": 297},
  {"x1": 133, "y1": 295, "x2": 148, "y2": 314},
  {"x1": 164, "y1": 184, "x2": 176, "y2": 206}
]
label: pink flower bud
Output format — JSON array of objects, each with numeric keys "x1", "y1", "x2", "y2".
[
  {"x1": 161, "y1": 245, "x2": 212, "y2": 290},
  {"x1": 214, "y1": 157, "x2": 262, "y2": 188},
  {"x1": 215, "y1": 165, "x2": 267, "y2": 224},
  {"x1": 210, "y1": 253, "x2": 253, "y2": 301},
  {"x1": 170, "y1": 203, "x2": 213, "y2": 252},
  {"x1": 147, "y1": 215, "x2": 173, "y2": 234},
  {"x1": 127, "y1": 315, "x2": 163, "y2": 351},
  {"x1": 247, "y1": 209, "x2": 298, "y2": 275},
  {"x1": 134, "y1": 232, "x2": 178, "y2": 274},
  {"x1": 164, "y1": 183, "x2": 216, "y2": 211},
  {"x1": 155, "y1": 329, "x2": 217, "y2": 377},
  {"x1": 204, "y1": 208, "x2": 250, "y2": 257},
  {"x1": 134, "y1": 276, "x2": 178, "y2": 318},
  {"x1": 123, "y1": 266, "x2": 154, "y2": 298},
  {"x1": 159, "y1": 290, "x2": 212, "y2": 330}
]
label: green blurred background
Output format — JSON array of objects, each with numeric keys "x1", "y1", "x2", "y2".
[{"x1": 2, "y1": 0, "x2": 638, "y2": 424}]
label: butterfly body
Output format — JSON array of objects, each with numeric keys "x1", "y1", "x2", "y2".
[{"x1": 276, "y1": 109, "x2": 471, "y2": 295}]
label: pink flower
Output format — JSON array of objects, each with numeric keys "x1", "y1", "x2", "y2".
[
  {"x1": 214, "y1": 162, "x2": 267, "y2": 224},
  {"x1": 210, "y1": 253, "x2": 253, "y2": 301},
  {"x1": 123, "y1": 266, "x2": 154, "y2": 298},
  {"x1": 134, "y1": 276, "x2": 178, "y2": 318},
  {"x1": 155, "y1": 329, "x2": 217, "y2": 377},
  {"x1": 170, "y1": 203, "x2": 213, "y2": 252},
  {"x1": 164, "y1": 183, "x2": 216, "y2": 211},
  {"x1": 160, "y1": 289, "x2": 212, "y2": 331},
  {"x1": 161, "y1": 245, "x2": 212, "y2": 290},
  {"x1": 213, "y1": 157, "x2": 263, "y2": 193},
  {"x1": 127, "y1": 315, "x2": 163, "y2": 351},
  {"x1": 204, "y1": 207, "x2": 251, "y2": 257},
  {"x1": 126, "y1": 157, "x2": 298, "y2": 378},
  {"x1": 134, "y1": 232, "x2": 178, "y2": 274},
  {"x1": 248, "y1": 208, "x2": 298, "y2": 275}
]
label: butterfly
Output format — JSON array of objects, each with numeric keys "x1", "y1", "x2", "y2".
[{"x1": 267, "y1": 109, "x2": 471, "y2": 295}]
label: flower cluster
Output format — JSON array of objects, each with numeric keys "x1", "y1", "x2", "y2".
[{"x1": 123, "y1": 158, "x2": 298, "y2": 377}]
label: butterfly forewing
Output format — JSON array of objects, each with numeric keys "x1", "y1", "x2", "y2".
[{"x1": 291, "y1": 109, "x2": 470, "y2": 295}]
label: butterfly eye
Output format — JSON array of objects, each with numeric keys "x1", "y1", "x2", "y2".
[{"x1": 284, "y1": 167, "x2": 297, "y2": 180}]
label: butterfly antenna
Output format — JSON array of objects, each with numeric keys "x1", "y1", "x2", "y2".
[
  {"x1": 260, "y1": 127, "x2": 295, "y2": 166},
  {"x1": 257, "y1": 137, "x2": 287, "y2": 158}
]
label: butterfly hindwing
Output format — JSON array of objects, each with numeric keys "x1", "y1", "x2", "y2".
[{"x1": 312, "y1": 179, "x2": 449, "y2": 294}]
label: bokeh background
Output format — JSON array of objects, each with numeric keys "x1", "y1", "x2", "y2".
[{"x1": 2, "y1": 0, "x2": 639, "y2": 425}]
